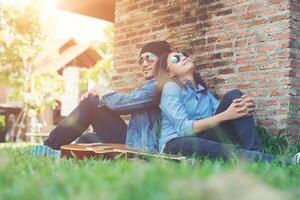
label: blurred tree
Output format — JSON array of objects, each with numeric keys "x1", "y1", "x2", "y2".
[
  {"x1": 79, "y1": 24, "x2": 114, "y2": 91},
  {"x1": 0, "y1": 0, "x2": 64, "y2": 140}
]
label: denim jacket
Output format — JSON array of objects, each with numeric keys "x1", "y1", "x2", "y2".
[
  {"x1": 159, "y1": 81, "x2": 219, "y2": 152},
  {"x1": 98, "y1": 79, "x2": 160, "y2": 152}
]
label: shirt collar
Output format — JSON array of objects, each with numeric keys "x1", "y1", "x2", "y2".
[
  {"x1": 146, "y1": 78, "x2": 156, "y2": 84},
  {"x1": 183, "y1": 80, "x2": 205, "y2": 92}
]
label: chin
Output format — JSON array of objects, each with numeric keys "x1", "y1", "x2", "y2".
[
  {"x1": 143, "y1": 74, "x2": 154, "y2": 80},
  {"x1": 144, "y1": 76, "x2": 154, "y2": 80}
]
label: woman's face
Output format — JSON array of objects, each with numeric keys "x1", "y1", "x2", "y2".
[{"x1": 167, "y1": 52, "x2": 195, "y2": 78}]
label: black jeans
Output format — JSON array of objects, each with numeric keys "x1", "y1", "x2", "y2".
[
  {"x1": 44, "y1": 96, "x2": 127, "y2": 150},
  {"x1": 164, "y1": 90, "x2": 275, "y2": 162}
]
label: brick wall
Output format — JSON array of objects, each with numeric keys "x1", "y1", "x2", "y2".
[
  {"x1": 113, "y1": 0, "x2": 300, "y2": 139},
  {"x1": 290, "y1": 0, "x2": 300, "y2": 138}
]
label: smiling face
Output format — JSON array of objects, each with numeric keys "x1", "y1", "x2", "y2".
[
  {"x1": 167, "y1": 52, "x2": 195, "y2": 78},
  {"x1": 139, "y1": 52, "x2": 158, "y2": 80}
]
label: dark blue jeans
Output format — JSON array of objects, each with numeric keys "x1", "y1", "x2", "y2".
[
  {"x1": 44, "y1": 96, "x2": 127, "y2": 150},
  {"x1": 164, "y1": 90, "x2": 275, "y2": 162}
]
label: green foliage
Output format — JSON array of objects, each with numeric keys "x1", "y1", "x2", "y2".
[
  {"x1": 79, "y1": 24, "x2": 114, "y2": 91},
  {"x1": 0, "y1": 0, "x2": 64, "y2": 113},
  {"x1": 0, "y1": 116, "x2": 4, "y2": 127},
  {"x1": 22, "y1": 72, "x2": 64, "y2": 112},
  {"x1": 0, "y1": 116, "x2": 4, "y2": 135},
  {"x1": 257, "y1": 126, "x2": 300, "y2": 156},
  {"x1": 288, "y1": 102, "x2": 300, "y2": 116},
  {"x1": 0, "y1": 0, "x2": 53, "y2": 87},
  {"x1": 0, "y1": 144, "x2": 299, "y2": 200}
]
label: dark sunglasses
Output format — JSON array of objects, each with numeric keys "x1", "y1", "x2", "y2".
[
  {"x1": 171, "y1": 51, "x2": 189, "y2": 64},
  {"x1": 138, "y1": 53, "x2": 157, "y2": 65}
]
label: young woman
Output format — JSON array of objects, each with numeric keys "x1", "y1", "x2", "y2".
[{"x1": 155, "y1": 51, "x2": 300, "y2": 164}]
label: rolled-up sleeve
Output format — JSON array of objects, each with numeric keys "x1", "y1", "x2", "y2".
[
  {"x1": 159, "y1": 82, "x2": 194, "y2": 136},
  {"x1": 208, "y1": 92, "x2": 220, "y2": 115}
]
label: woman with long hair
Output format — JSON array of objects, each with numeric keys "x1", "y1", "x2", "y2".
[{"x1": 155, "y1": 51, "x2": 299, "y2": 164}]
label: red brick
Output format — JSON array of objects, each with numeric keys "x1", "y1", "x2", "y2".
[
  {"x1": 259, "y1": 119, "x2": 276, "y2": 126},
  {"x1": 258, "y1": 9, "x2": 276, "y2": 17},
  {"x1": 248, "y1": 2, "x2": 265, "y2": 11},
  {"x1": 139, "y1": 0, "x2": 152, "y2": 9},
  {"x1": 218, "y1": 68, "x2": 235, "y2": 74},
  {"x1": 237, "y1": 58, "x2": 250, "y2": 65},
  {"x1": 239, "y1": 66, "x2": 256, "y2": 72},
  {"x1": 248, "y1": 90, "x2": 267, "y2": 97},
  {"x1": 259, "y1": 80, "x2": 278, "y2": 88},
  {"x1": 269, "y1": 13, "x2": 290, "y2": 22},
  {"x1": 127, "y1": 4, "x2": 139, "y2": 11},
  {"x1": 249, "y1": 19, "x2": 268, "y2": 26},
  {"x1": 126, "y1": 32, "x2": 137, "y2": 38},
  {"x1": 213, "y1": 61, "x2": 228, "y2": 68},
  {"x1": 269, "y1": 0, "x2": 285, "y2": 4},
  {"x1": 115, "y1": 66, "x2": 140, "y2": 73},
  {"x1": 167, "y1": 7, "x2": 180, "y2": 14},
  {"x1": 243, "y1": 13, "x2": 256, "y2": 19},
  {"x1": 271, "y1": 52, "x2": 290, "y2": 59},
  {"x1": 217, "y1": 34, "x2": 235, "y2": 42},
  {"x1": 235, "y1": 40, "x2": 247, "y2": 47},
  {"x1": 237, "y1": 48, "x2": 254, "y2": 55},
  {"x1": 238, "y1": 83, "x2": 255, "y2": 89},
  {"x1": 215, "y1": 43, "x2": 233, "y2": 50},
  {"x1": 233, "y1": 5, "x2": 246, "y2": 13},
  {"x1": 222, "y1": 52, "x2": 234, "y2": 57},
  {"x1": 207, "y1": 37, "x2": 218, "y2": 43},
  {"x1": 251, "y1": 56, "x2": 268, "y2": 62},
  {"x1": 222, "y1": 16, "x2": 239, "y2": 23},
  {"x1": 152, "y1": 24, "x2": 165, "y2": 31},
  {"x1": 257, "y1": 45, "x2": 277, "y2": 52},
  {"x1": 167, "y1": 21, "x2": 181, "y2": 28},
  {"x1": 115, "y1": 40, "x2": 129, "y2": 47},
  {"x1": 216, "y1": 9, "x2": 232, "y2": 16},
  {"x1": 272, "y1": 33, "x2": 291, "y2": 40}
]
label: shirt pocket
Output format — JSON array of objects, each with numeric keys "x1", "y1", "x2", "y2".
[{"x1": 183, "y1": 100, "x2": 203, "y2": 118}]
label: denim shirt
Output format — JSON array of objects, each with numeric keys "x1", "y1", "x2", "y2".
[
  {"x1": 159, "y1": 81, "x2": 219, "y2": 152},
  {"x1": 99, "y1": 79, "x2": 160, "y2": 152}
]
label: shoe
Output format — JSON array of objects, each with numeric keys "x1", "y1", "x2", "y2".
[
  {"x1": 29, "y1": 145, "x2": 61, "y2": 158},
  {"x1": 293, "y1": 152, "x2": 300, "y2": 165}
]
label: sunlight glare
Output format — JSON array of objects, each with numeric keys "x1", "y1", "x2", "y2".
[{"x1": 44, "y1": 0, "x2": 58, "y2": 8}]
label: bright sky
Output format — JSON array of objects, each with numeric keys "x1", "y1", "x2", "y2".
[
  {"x1": 2, "y1": 0, "x2": 112, "y2": 44},
  {"x1": 49, "y1": 0, "x2": 112, "y2": 44},
  {"x1": 54, "y1": 10, "x2": 111, "y2": 44}
]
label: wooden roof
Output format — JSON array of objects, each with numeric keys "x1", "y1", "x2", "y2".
[
  {"x1": 57, "y1": 0, "x2": 115, "y2": 22},
  {"x1": 36, "y1": 38, "x2": 102, "y2": 74}
]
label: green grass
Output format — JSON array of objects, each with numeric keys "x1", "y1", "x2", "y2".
[{"x1": 0, "y1": 143, "x2": 299, "y2": 200}]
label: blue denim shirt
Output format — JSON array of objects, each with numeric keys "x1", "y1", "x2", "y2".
[
  {"x1": 159, "y1": 81, "x2": 219, "y2": 152},
  {"x1": 99, "y1": 79, "x2": 160, "y2": 152}
]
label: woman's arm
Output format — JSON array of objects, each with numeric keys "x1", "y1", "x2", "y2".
[
  {"x1": 159, "y1": 82, "x2": 195, "y2": 136},
  {"x1": 192, "y1": 98, "x2": 254, "y2": 133}
]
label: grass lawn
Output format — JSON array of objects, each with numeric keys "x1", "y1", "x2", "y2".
[{"x1": 0, "y1": 143, "x2": 299, "y2": 200}]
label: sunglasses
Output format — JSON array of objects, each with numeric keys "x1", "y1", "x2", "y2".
[
  {"x1": 138, "y1": 53, "x2": 157, "y2": 65},
  {"x1": 171, "y1": 51, "x2": 189, "y2": 64}
]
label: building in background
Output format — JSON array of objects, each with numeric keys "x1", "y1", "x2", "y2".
[{"x1": 0, "y1": 9, "x2": 109, "y2": 135}]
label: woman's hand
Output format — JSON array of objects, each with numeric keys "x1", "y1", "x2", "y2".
[
  {"x1": 234, "y1": 95, "x2": 256, "y2": 114},
  {"x1": 223, "y1": 96, "x2": 256, "y2": 120}
]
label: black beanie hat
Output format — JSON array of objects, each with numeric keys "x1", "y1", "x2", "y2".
[{"x1": 140, "y1": 41, "x2": 171, "y2": 57}]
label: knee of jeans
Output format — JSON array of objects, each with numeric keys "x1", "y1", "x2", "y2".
[
  {"x1": 224, "y1": 89, "x2": 243, "y2": 100},
  {"x1": 87, "y1": 95, "x2": 100, "y2": 106}
]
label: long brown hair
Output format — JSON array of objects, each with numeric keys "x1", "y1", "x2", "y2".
[{"x1": 154, "y1": 51, "x2": 208, "y2": 104}]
